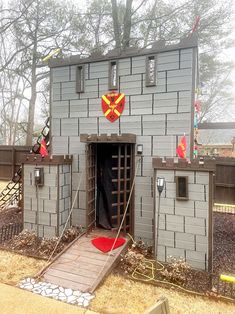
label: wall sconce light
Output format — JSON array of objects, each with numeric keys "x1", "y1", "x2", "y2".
[
  {"x1": 157, "y1": 177, "x2": 165, "y2": 194},
  {"x1": 137, "y1": 144, "x2": 143, "y2": 155}
]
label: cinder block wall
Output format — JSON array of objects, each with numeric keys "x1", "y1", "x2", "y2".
[
  {"x1": 23, "y1": 163, "x2": 71, "y2": 238},
  {"x1": 50, "y1": 39, "x2": 197, "y2": 240},
  {"x1": 155, "y1": 168, "x2": 210, "y2": 270}
]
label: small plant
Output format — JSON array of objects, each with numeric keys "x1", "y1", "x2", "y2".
[{"x1": 160, "y1": 256, "x2": 191, "y2": 285}]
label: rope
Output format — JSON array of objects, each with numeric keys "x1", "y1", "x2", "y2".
[{"x1": 89, "y1": 157, "x2": 141, "y2": 290}]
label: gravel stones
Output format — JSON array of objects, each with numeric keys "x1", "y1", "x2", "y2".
[{"x1": 18, "y1": 277, "x2": 95, "y2": 308}]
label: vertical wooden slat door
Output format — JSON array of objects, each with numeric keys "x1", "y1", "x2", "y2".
[
  {"x1": 111, "y1": 143, "x2": 134, "y2": 233},
  {"x1": 86, "y1": 143, "x2": 96, "y2": 233}
]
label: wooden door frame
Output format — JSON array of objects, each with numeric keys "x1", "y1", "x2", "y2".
[{"x1": 85, "y1": 142, "x2": 135, "y2": 235}]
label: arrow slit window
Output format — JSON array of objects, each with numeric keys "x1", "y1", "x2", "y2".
[
  {"x1": 109, "y1": 61, "x2": 118, "y2": 90},
  {"x1": 175, "y1": 176, "x2": 188, "y2": 200},
  {"x1": 76, "y1": 65, "x2": 85, "y2": 93},
  {"x1": 146, "y1": 55, "x2": 156, "y2": 86}
]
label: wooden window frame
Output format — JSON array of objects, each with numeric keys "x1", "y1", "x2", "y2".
[
  {"x1": 76, "y1": 65, "x2": 85, "y2": 93},
  {"x1": 175, "y1": 176, "x2": 189, "y2": 200},
  {"x1": 109, "y1": 60, "x2": 118, "y2": 90},
  {"x1": 145, "y1": 55, "x2": 157, "y2": 86}
]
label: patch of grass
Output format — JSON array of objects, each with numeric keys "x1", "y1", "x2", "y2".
[
  {"x1": 90, "y1": 274, "x2": 235, "y2": 314},
  {"x1": 0, "y1": 250, "x2": 47, "y2": 285}
]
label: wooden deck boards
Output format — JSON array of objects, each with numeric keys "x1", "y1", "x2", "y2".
[{"x1": 42, "y1": 229, "x2": 129, "y2": 292}]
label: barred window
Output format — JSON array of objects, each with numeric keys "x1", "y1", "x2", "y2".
[
  {"x1": 176, "y1": 176, "x2": 188, "y2": 200},
  {"x1": 146, "y1": 55, "x2": 156, "y2": 86},
  {"x1": 109, "y1": 61, "x2": 118, "y2": 90},
  {"x1": 76, "y1": 65, "x2": 85, "y2": 93}
]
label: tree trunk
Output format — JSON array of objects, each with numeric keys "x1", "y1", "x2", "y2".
[
  {"x1": 122, "y1": 0, "x2": 133, "y2": 49},
  {"x1": 111, "y1": 0, "x2": 121, "y2": 49}
]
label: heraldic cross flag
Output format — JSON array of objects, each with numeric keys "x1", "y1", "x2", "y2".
[{"x1": 176, "y1": 135, "x2": 187, "y2": 159}]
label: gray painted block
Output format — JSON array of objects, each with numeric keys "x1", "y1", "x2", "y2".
[
  {"x1": 61, "y1": 118, "x2": 79, "y2": 136},
  {"x1": 143, "y1": 115, "x2": 165, "y2": 136},
  {"x1": 79, "y1": 117, "x2": 98, "y2": 134},
  {"x1": 166, "y1": 214, "x2": 184, "y2": 232},
  {"x1": 195, "y1": 201, "x2": 208, "y2": 219},
  {"x1": 51, "y1": 118, "x2": 61, "y2": 135},
  {"x1": 154, "y1": 92, "x2": 177, "y2": 114},
  {"x1": 89, "y1": 61, "x2": 109, "y2": 79},
  {"x1": 196, "y1": 172, "x2": 209, "y2": 185},
  {"x1": 51, "y1": 136, "x2": 69, "y2": 154},
  {"x1": 69, "y1": 137, "x2": 85, "y2": 154},
  {"x1": 62, "y1": 185, "x2": 70, "y2": 198},
  {"x1": 50, "y1": 186, "x2": 58, "y2": 200},
  {"x1": 167, "y1": 113, "x2": 191, "y2": 135},
  {"x1": 156, "y1": 245, "x2": 166, "y2": 262},
  {"x1": 136, "y1": 136, "x2": 152, "y2": 156},
  {"x1": 24, "y1": 197, "x2": 32, "y2": 211},
  {"x1": 186, "y1": 250, "x2": 206, "y2": 270},
  {"x1": 70, "y1": 99, "x2": 88, "y2": 118},
  {"x1": 135, "y1": 222, "x2": 153, "y2": 233},
  {"x1": 89, "y1": 98, "x2": 104, "y2": 117},
  {"x1": 52, "y1": 83, "x2": 60, "y2": 101},
  {"x1": 99, "y1": 116, "x2": 120, "y2": 135},
  {"x1": 50, "y1": 213, "x2": 58, "y2": 227},
  {"x1": 79, "y1": 191, "x2": 86, "y2": 209},
  {"x1": 135, "y1": 229, "x2": 153, "y2": 241},
  {"x1": 80, "y1": 79, "x2": 99, "y2": 99},
  {"x1": 156, "y1": 170, "x2": 175, "y2": 183},
  {"x1": 119, "y1": 58, "x2": 131, "y2": 76},
  {"x1": 158, "y1": 197, "x2": 174, "y2": 214},
  {"x1": 158, "y1": 230, "x2": 174, "y2": 247},
  {"x1": 165, "y1": 182, "x2": 176, "y2": 198},
  {"x1": 142, "y1": 157, "x2": 154, "y2": 176},
  {"x1": 24, "y1": 210, "x2": 36, "y2": 224},
  {"x1": 153, "y1": 135, "x2": 176, "y2": 157},
  {"x1": 155, "y1": 213, "x2": 166, "y2": 230},
  {"x1": 43, "y1": 199, "x2": 57, "y2": 213},
  {"x1": 135, "y1": 176, "x2": 152, "y2": 197},
  {"x1": 185, "y1": 217, "x2": 206, "y2": 235},
  {"x1": 120, "y1": 115, "x2": 142, "y2": 135},
  {"x1": 44, "y1": 226, "x2": 57, "y2": 238},
  {"x1": 143, "y1": 72, "x2": 166, "y2": 94},
  {"x1": 52, "y1": 67, "x2": 69, "y2": 83},
  {"x1": 120, "y1": 74, "x2": 142, "y2": 95},
  {"x1": 175, "y1": 200, "x2": 194, "y2": 217},
  {"x1": 131, "y1": 94, "x2": 152, "y2": 115},
  {"x1": 44, "y1": 173, "x2": 58, "y2": 187},
  {"x1": 38, "y1": 212, "x2": 50, "y2": 225},
  {"x1": 72, "y1": 208, "x2": 86, "y2": 226},
  {"x1": 196, "y1": 235, "x2": 208, "y2": 253},
  {"x1": 61, "y1": 81, "x2": 78, "y2": 101},
  {"x1": 166, "y1": 247, "x2": 185, "y2": 261},
  {"x1": 132, "y1": 56, "x2": 145, "y2": 74},
  {"x1": 51, "y1": 101, "x2": 69, "y2": 118},
  {"x1": 175, "y1": 232, "x2": 195, "y2": 250},
  {"x1": 179, "y1": 91, "x2": 191, "y2": 112}
]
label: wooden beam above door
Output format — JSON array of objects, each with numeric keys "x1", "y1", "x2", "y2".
[{"x1": 80, "y1": 133, "x2": 136, "y2": 143}]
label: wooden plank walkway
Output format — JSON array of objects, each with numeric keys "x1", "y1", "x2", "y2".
[{"x1": 42, "y1": 229, "x2": 129, "y2": 293}]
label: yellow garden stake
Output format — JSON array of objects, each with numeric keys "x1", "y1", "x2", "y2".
[
  {"x1": 42, "y1": 48, "x2": 61, "y2": 62},
  {"x1": 220, "y1": 274, "x2": 235, "y2": 283}
]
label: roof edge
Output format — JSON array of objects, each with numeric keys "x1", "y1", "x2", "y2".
[{"x1": 49, "y1": 34, "x2": 198, "y2": 68}]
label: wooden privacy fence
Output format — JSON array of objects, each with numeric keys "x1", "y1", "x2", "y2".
[
  {"x1": 0, "y1": 222, "x2": 23, "y2": 243},
  {"x1": 214, "y1": 158, "x2": 235, "y2": 206},
  {"x1": 0, "y1": 146, "x2": 31, "y2": 180}
]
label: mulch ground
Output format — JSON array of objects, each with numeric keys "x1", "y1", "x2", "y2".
[{"x1": 0, "y1": 207, "x2": 22, "y2": 228}]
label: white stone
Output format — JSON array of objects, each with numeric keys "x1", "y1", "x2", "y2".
[
  {"x1": 32, "y1": 288, "x2": 42, "y2": 294},
  {"x1": 77, "y1": 297, "x2": 84, "y2": 303},
  {"x1": 58, "y1": 296, "x2": 67, "y2": 301},
  {"x1": 58, "y1": 292, "x2": 65, "y2": 297},
  {"x1": 33, "y1": 284, "x2": 41, "y2": 288},
  {"x1": 59, "y1": 286, "x2": 64, "y2": 292},
  {"x1": 41, "y1": 291, "x2": 47, "y2": 296},
  {"x1": 85, "y1": 295, "x2": 95, "y2": 301},
  {"x1": 31, "y1": 279, "x2": 36, "y2": 284},
  {"x1": 53, "y1": 288, "x2": 60, "y2": 294},
  {"x1": 73, "y1": 290, "x2": 81, "y2": 297},
  {"x1": 45, "y1": 288, "x2": 53, "y2": 295},
  {"x1": 64, "y1": 288, "x2": 73, "y2": 297},
  {"x1": 83, "y1": 300, "x2": 89, "y2": 307},
  {"x1": 26, "y1": 278, "x2": 31, "y2": 283},
  {"x1": 24, "y1": 284, "x2": 33, "y2": 290},
  {"x1": 50, "y1": 284, "x2": 58, "y2": 289},
  {"x1": 78, "y1": 302, "x2": 83, "y2": 306},
  {"x1": 82, "y1": 293, "x2": 91, "y2": 297},
  {"x1": 67, "y1": 295, "x2": 77, "y2": 303}
]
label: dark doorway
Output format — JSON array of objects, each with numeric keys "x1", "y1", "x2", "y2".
[{"x1": 86, "y1": 142, "x2": 134, "y2": 234}]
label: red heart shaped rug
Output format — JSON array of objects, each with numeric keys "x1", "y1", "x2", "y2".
[{"x1": 91, "y1": 237, "x2": 126, "y2": 253}]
